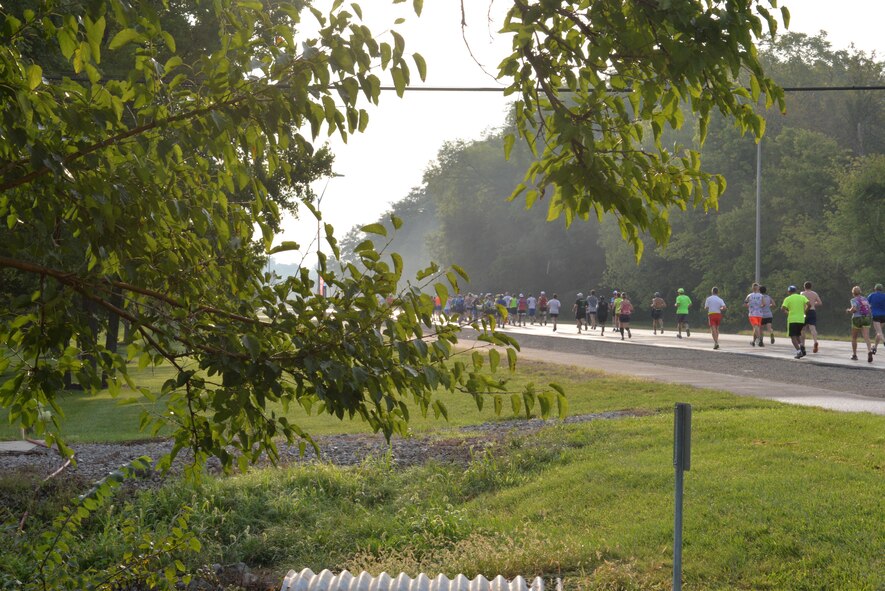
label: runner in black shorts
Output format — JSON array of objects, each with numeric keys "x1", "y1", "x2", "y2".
[{"x1": 596, "y1": 297, "x2": 609, "y2": 336}]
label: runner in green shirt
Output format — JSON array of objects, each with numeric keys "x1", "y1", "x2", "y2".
[
  {"x1": 675, "y1": 288, "x2": 692, "y2": 338},
  {"x1": 612, "y1": 292, "x2": 623, "y2": 333},
  {"x1": 781, "y1": 285, "x2": 810, "y2": 358}
]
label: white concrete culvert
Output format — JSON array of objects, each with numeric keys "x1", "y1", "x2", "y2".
[{"x1": 281, "y1": 569, "x2": 546, "y2": 591}]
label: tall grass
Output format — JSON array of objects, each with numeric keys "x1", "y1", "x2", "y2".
[{"x1": 2, "y1": 362, "x2": 882, "y2": 590}]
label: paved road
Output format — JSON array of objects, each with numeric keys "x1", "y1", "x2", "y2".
[{"x1": 460, "y1": 322, "x2": 885, "y2": 415}]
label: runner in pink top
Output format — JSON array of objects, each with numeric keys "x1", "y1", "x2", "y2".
[{"x1": 618, "y1": 293, "x2": 634, "y2": 340}]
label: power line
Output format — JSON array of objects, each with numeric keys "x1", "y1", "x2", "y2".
[
  {"x1": 374, "y1": 85, "x2": 885, "y2": 93},
  {"x1": 39, "y1": 74, "x2": 885, "y2": 93}
]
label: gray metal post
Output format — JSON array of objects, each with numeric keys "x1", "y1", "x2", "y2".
[
  {"x1": 674, "y1": 467, "x2": 684, "y2": 591},
  {"x1": 755, "y1": 139, "x2": 762, "y2": 284},
  {"x1": 673, "y1": 403, "x2": 692, "y2": 591}
]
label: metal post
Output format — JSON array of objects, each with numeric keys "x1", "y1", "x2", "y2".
[
  {"x1": 755, "y1": 139, "x2": 762, "y2": 284},
  {"x1": 674, "y1": 466, "x2": 684, "y2": 591},
  {"x1": 673, "y1": 403, "x2": 692, "y2": 591}
]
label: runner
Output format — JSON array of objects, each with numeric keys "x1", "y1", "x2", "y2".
[
  {"x1": 619, "y1": 293, "x2": 633, "y2": 339},
  {"x1": 744, "y1": 283, "x2": 765, "y2": 347},
  {"x1": 596, "y1": 296, "x2": 609, "y2": 336},
  {"x1": 650, "y1": 292, "x2": 666, "y2": 334},
  {"x1": 453, "y1": 292, "x2": 465, "y2": 322},
  {"x1": 538, "y1": 291, "x2": 549, "y2": 326},
  {"x1": 760, "y1": 285, "x2": 776, "y2": 344},
  {"x1": 465, "y1": 293, "x2": 476, "y2": 322},
  {"x1": 675, "y1": 288, "x2": 692, "y2": 339},
  {"x1": 548, "y1": 293, "x2": 562, "y2": 332},
  {"x1": 801, "y1": 281, "x2": 823, "y2": 353},
  {"x1": 508, "y1": 292, "x2": 519, "y2": 325},
  {"x1": 846, "y1": 286, "x2": 873, "y2": 363},
  {"x1": 867, "y1": 283, "x2": 885, "y2": 355},
  {"x1": 527, "y1": 293, "x2": 537, "y2": 325},
  {"x1": 517, "y1": 293, "x2": 528, "y2": 327},
  {"x1": 496, "y1": 293, "x2": 507, "y2": 326},
  {"x1": 612, "y1": 291, "x2": 623, "y2": 334},
  {"x1": 703, "y1": 287, "x2": 727, "y2": 350},
  {"x1": 586, "y1": 290, "x2": 599, "y2": 330},
  {"x1": 483, "y1": 294, "x2": 496, "y2": 323},
  {"x1": 573, "y1": 293, "x2": 587, "y2": 334},
  {"x1": 781, "y1": 285, "x2": 809, "y2": 359}
]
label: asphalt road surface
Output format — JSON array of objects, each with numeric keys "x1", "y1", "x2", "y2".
[{"x1": 460, "y1": 321, "x2": 885, "y2": 415}]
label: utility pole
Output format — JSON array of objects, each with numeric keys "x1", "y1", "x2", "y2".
[
  {"x1": 755, "y1": 140, "x2": 762, "y2": 284},
  {"x1": 316, "y1": 174, "x2": 344, "y2": 296}
]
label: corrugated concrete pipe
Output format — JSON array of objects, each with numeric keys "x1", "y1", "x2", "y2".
[{"x1": 281, "y1": 569, "x2": 545, "y2": 591}]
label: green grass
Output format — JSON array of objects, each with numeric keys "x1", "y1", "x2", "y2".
[
  {"x1": 2, "y1": 361, "x2": 883, "y2": 590},
  {"x1": 1, "y1": 358, "x2": 759, "y2": 442}
]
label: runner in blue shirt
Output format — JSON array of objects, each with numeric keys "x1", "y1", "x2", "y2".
[{"x1": 868, "y1": 283, "x2": 885, "y2": 355}]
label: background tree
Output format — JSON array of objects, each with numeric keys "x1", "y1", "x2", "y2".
[
  {"x1": 827, "y1": 154, "x2": 885, "y2": 289},
  {"x1": 348, "y1": 35, "x2": 883, "y2": 333}
]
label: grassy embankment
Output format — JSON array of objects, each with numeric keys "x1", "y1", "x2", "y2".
[{"x1": 1, "y1": 360, "x2": 883, "y2": 590}]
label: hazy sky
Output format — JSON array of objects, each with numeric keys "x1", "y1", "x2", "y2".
[{"x1": 274, "y1": 0, "x2": 885, "y2": 266}]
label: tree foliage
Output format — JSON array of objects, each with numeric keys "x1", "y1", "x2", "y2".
[
  {"x1": 500, "y1": 0, "x2": 786, "y2": 254},
  {"x1": 356, "y1": 36, "x2": 882, "y2": 334},
  {"x1": 0, "y1": 0, "x2": 547, "y2": 473}
]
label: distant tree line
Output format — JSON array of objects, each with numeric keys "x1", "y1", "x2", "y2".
[{"x1": 343, "y1": 34, "x2": 884, "y2": 333}]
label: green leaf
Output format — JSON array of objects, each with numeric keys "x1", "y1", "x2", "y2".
[
  {"x1": 434, "y1": 283, "x2": 449, "y2": 307},
  {"x1": 268, "y1": 241, "x2": 300, "y2": 254},
  {"x1": 451, "y1": 264, "x2": 469, "y2": 281},
  {"x1": 84, "y1": 16, "x2": 106, "y2": 64},
  {"x1": 538, "y1": 393, "x2": 551, "y2": 417},
  {"x1": 504, "y1": 134, "x2": 515, "y2": 160},
  {"x1": 390, "y1": 214, "x2": 403, "y2": 230},
  {"x1": 412, "y1": 53, "x2": 427, "y2": 81},
  {"x1": 391, "y1": 67, "x2": 406, "y2": 97},
  {"x1": 361, "y1": 222, "x2": 387, "y2": 236},
  {"x1": 488, "y1": 349, "x2": 500, "y2": 373},
  {"x1": 56, "y1": 28, "x2": 77, "y2": 59},
  {"x1": 413, "y1": 0, "x2": 424, "y2": 16},
  {"x1": 391, "y1": 252, "x2": 403, "y2": 277},
  {"x1": 25, "y1": 65, "x2": 42, "y2": 90},
  {"x1": 557, "y1": 393, "x2": 568, "y2": 419},
  {"x1": 108, "y1": 28, "x2": 144, "y2": 50},
  {"x1": 436, "y1": 400, "x2": 448, "y2": 421},
  {"x1": 241, "y1": 334, "x2": 260, "y2": 358},
  {"x1": 781, "y1": 6, "x2": 790, "y2": 28},
  {"x1": 506, "y1": 348, "x2": 517, "y2": 371},
  {"x1": 510, "y1": 394, "x2": 522, "y2": 416},
  {"x1": 380, "y1": 43, "x2": 391, "y2": 69}
]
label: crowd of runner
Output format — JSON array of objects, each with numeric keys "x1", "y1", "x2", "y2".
[{"x1": 433, "y1": 282, "x2": 885, "y2": 363}]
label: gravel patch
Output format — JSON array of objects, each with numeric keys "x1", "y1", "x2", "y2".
[{"x1": 0, "y1": 411, "x2": 643, "y2": 489}]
